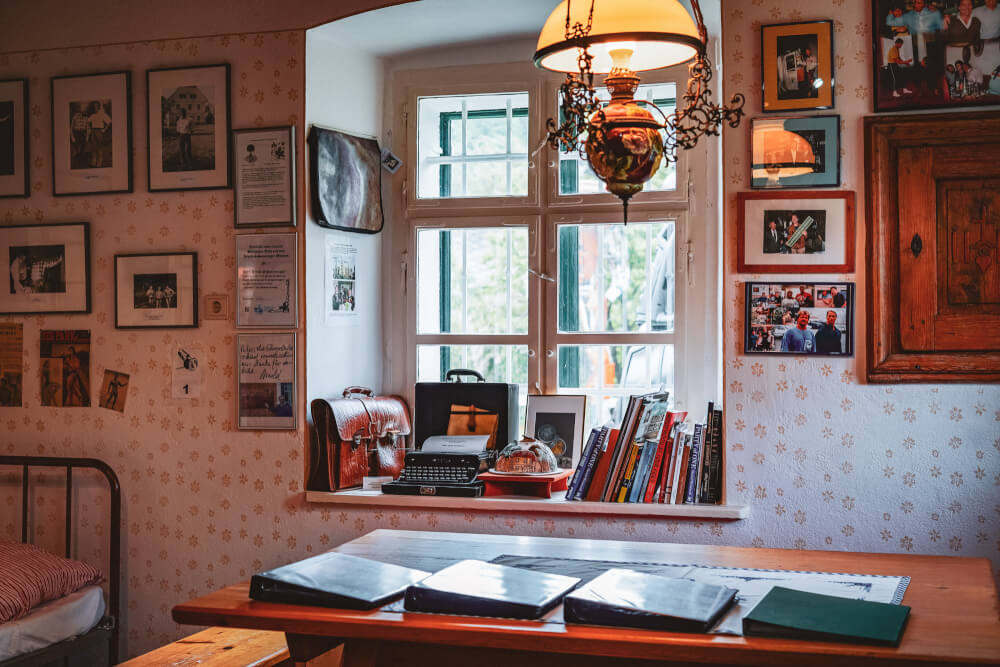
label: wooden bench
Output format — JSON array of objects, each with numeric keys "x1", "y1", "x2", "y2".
[{"x1": 118, "y1": 627, "x2": 291, "y2": 667}]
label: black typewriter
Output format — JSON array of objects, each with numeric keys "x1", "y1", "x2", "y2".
[{"x1": 381, "y1": 452, "x2": 490, "y2": 497}]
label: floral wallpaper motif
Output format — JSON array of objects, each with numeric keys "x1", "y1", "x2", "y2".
[{"x1": 0, "y1": 1, "x2": 997, "y2": 661}]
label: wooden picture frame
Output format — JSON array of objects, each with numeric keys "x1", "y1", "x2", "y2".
[
  {"x1": 147, "y1": 64, "x2": 231, "y2": 192},
  {"x1": 237, "y1": 332, "x2": 297, "y2": 430},
  {"x1": 233, "y1": 125, "x2": 296, "y2": 227},
  {"x1": 761, "y1": 20, "x2": 835, "y2": 112},
  {"x1": 0, "y1": 222, "x2": 90, "y2": 315},
  {"x1": 865, "y1": 111, "x2": 1000, "y2": 382},
  {"x1": 750, "y1": 115, "x2": 840, "y2": 189},
  {"x1": 737, "y1": 190, "x2": 855, "y2": 273},
  {"x1": 114, "y1": 252, "x2": 198, "y2": 328},
  {"x1": 872, "y1": 0, "x2": 1000, "y2": 113},
  {"x1": 50, "y1": 71, "x2": 132, "y2": 195},
  {"x1": 745, "y1": 281, "x2": 855, "y2": 356},
  {"x1": 235, "y1": 232, "x2": 297, "y2": 328},
  {"x1": 0, "y1": 78, "x2": 30, "y2": 198}
]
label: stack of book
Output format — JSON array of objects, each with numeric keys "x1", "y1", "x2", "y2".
[{"x1": 565, "y1": 393, "x2": 724, "y2": 505}]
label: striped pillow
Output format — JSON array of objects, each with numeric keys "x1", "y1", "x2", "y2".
[{"x1": 0, "y1": 541, "x2": 104, "y2": 623}]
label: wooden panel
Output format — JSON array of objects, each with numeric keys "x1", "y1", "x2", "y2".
[
  {"x1": 897, "y1": 147, "x2": 936, "y2": 351},
  {"x1": 118, "y1": 627, "x2": 290, "y2": 667},
  {"x1": 939, "y1": 182, "x2": 1000, "y2": 309}
]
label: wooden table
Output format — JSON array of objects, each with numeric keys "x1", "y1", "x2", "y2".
[{"x1": 173, "y1": 529, "x2": 1000, "y2": 666}]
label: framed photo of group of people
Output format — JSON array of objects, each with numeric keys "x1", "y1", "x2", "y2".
[{"x1": 745, "y1": 282, "x2": 855, "y2": 356}]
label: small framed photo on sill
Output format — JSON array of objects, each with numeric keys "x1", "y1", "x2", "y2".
[
  {"x1": 761, "y1": 20, "x2": 834, "y2": 112},
  {"x1": 525, "y1": 394, "x2": 586, "y2": 471},
  {"x1": 0, "y1": 78, "x2": 30, "y2": 198},
  {"x1": 745, "y1": 281, "x2": 854, "y2": 356},
  {"x1": 114, "y1": 252, "x2": 197, "y2": 328},
  {"x1": 233, "y1": 125, "x2": 296, "y2": 227}
]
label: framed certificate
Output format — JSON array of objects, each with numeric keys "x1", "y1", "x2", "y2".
[
  {"x1": 236, "y1": 232, "x2": 297, "y2": 328},
  {"x1": 237, "y1": 332, "x2": 296, "y2": 430},
  {"x1": 233, "y1": 125, "x2": 296, "y2": 227}
]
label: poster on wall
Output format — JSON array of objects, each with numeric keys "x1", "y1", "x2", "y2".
[
  {"x1": 308, "y1": 126, "x2": 384, "y2": 233},
  {"x1": 233, "y1": 125, "x2": 296, "y2": 227},
  {"x1": 236, "y1": 233, "x2": 297, "y2": 328},
  {"x1": 325, "y1": 237, "x2": 358, "y2": 320},
  {"x1": 0, "y1": 323, "x2": 23, "y2": 407},
  {"x1": 0, "y1": 78, "x2": 29, "y2": 199},
  {"x1": 40, "y1": 329, "x2": 91, "y2": 407},
  {"x1": 237, "y1": 332, "x2": 296, "y2": 430}
]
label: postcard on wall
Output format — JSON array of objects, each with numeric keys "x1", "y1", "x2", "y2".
[
  {"x1": 98, "y1": 369, "x2": 129, "y2": 412},
  {"x1": 325, "y1": 237, "x2": 358, "y2": 320},
  {"x1": 0, "y1": 323, "x2": 23, "y2": 407},
  {"x1": 40, "y1": 329, "x2": 91, "y2": 407},
  {"x1": 233, "y1": 125, "x2": 296, "y2": 227},
  {"x1": 236, "y1": 233, "x2": 296, "y2": 328},
  {"x1": 237, "y1": 332, "x2": 296, "y2": 430}
]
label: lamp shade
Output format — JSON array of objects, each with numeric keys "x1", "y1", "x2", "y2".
[
  {"x1": 534, "y1": 0, "x2": 703, "y2": 74},
  {"x1": 751, "y1": 127, "x2": 816, "y2": 180}
]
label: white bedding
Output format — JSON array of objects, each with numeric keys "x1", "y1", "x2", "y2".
[{"x1": 0, "y1": 585, "x2": 105, "y2": 661}]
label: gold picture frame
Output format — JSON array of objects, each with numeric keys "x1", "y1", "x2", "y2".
[{"x1": 761, "y1": 20, "x2": 834, "y2": 113}]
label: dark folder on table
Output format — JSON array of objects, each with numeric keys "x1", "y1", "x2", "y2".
[
  {"x1": 404, "y1": 559, "x2": 580, "y2": 620},
  {"x1": 742, "y1": 586, "x2": 910, "y2": 646},
  {"x1": 563, "y1": 568, "x2": 737, "y2": 633},
  {"x1": 250, "y1": 551, "x2": 430, "y2": 610}
]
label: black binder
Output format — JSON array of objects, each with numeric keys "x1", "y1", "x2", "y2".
[
  {"x1": 563, "y1": 568, "x2": 737, "y2": 633},
  {"x1": 404, "y1": 559, "x2": 580, "y2": 619},
  {"x1": 414, "y1": 369, "x2": 519, "y2": 451},
  {"x1": 249, "y1": 551, "x2": 429, "y2": 610}
]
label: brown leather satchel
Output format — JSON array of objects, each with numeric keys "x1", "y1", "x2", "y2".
[{"x1": 309, "y1": 387, "x2": 411, "y2": 491}]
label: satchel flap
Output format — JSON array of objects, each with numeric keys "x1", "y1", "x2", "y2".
[
  {"x1": 311, "y1": 397, "x2": 372, "y2": 442},
  {"x1": 358, "y1": 395, "x2": 412, "y2": 437}
]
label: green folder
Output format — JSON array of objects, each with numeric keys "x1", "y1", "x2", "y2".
[{"x1": 743, "y1": 586, "x2": 910, "y2": 647}]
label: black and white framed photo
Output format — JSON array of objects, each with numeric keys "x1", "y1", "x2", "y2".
[
  {"x1": 114, "y1": 252, "x2": 197, "y2": 328},
  {"x1": 147, "y1": 64, "x2": 231, "y2": 192},
  {"x1": 236, "y1": 232, "x2": 297, "y2": 328},
  {"x1": 751, "y1": 115, "x2": 840, "y2": 189},
  {"x1": 525, "y1": 394, "x2": 586, "y2": 471},
  {"x1": 0, "y1": 222, "x2": 90, "y2": 314},
  {"x1": 0, "y1": 78, "x2": 29, "y2": 198},
  {"x1": 50, "y1": 71, "x2": 132, "y2": 195},
  {"x1": 761, "y1": 20, "x2": 835, "y2": 112},
  {"x1": 237, "y1": 332, "x2": 296, "y2": 430},
  {"x1": 745, "y1": 281, "x2": 854, "y2": 356},
  {"x1": 233, "y1": 125, "x2": 296, "y2": 227}
]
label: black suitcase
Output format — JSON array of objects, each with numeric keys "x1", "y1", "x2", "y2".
[{"x1": 414, "y1": 369, "x2": 519, "y2": 452}]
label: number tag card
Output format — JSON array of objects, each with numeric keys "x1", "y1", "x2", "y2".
[{"x1": 172, "y1": 344, "x2": 203, "y2": 398}]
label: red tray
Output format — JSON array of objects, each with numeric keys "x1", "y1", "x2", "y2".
[{"x1": 477, "y1": 469, "x2": 571, "y2": 498}]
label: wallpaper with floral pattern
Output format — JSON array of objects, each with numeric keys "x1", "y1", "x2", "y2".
[{"x1": 0, "y1": 1, "x2": 998, "y2": 660}]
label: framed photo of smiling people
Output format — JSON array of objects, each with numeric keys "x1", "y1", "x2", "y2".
[{"x1": 745, "y1": 282, "x2": 855, "y2": 356}]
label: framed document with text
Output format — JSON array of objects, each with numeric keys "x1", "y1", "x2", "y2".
[
  {"x1": 233, "y1": 125, "x2": 296, "y2": 227},
  {"x1": 236, "y1": 232, "x2": 296, "y2": 328},
  {"x1": 237, "y1": 332, "x2": 296, "y2": 430}
]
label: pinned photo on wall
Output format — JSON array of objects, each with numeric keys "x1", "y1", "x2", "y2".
[
  {"x1": 172, "y1": 345, "x2": 202, "y2": 399},
  {"x1": 325, "y1": 237, "x2": 358, "y2": 320},
  {"x1": 99, "y1": 370, "x2": 129, "y2": 412},
  {"x1": 381, "y1": 148, "x2": 402, "y2": 174},
  {"x1": 0, "y1": 323, "x2": 23, "y2": 407},
  {"x1": 40, "y1": 329, "x2": 90, "y2": 407}
]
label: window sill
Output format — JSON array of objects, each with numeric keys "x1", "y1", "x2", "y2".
[{"x1": 304, "y1": 489, "x2": 748, "y2": 520}]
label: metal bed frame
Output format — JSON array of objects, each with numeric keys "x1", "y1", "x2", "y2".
[{"x1": 0, "y1": 456, "x2": 121, "y2": 667}]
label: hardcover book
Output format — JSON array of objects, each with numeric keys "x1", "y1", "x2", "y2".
[
  {"x1": 743, "y1": 586, "x2": 911, "y2": 646},
  {"x1": 564, "y1": 568, "x2": 737, "y2": 633},
  {"x1": 249, "y1": 551, "x2": 430, "y2": 610},
  {"x1": 584, "y1": 427, "x2": 618, "y2": 502},
  {"x1": 404, "y1": 559, "x2": 580, "y2": 619}
]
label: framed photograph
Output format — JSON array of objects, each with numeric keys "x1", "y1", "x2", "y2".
[
  {"x1": 236, "y1": 233, "x2": 297, "y2": 328},
  {"x1": 308, "y1": 126, "x2": 384, "y2": 234},
  {"x1": 0, "y1": 222, "x2": 89, "y2": 315},
  {"x1": 203, "y1": 293, "x2": 230, "y2": 321},
  {"x1": 114, "y1": 252, "x2": 197, "y2": 328},
  {"x1": 873, "y1": 0, "x2": 1000, "y2": 112},
  {"x1": 751, "y1": 115, "x2": 840, "y2": 189},
  {"x1": 0, "y1": 79, "x2": 29, "y2": 198},
  {"x1": 147, "y1": 64, "x2": 231, "y2": 191},
  {"x1": 237, "y1": 332, "x2": 296, "y2": 430},
  {"x1": 525, "y1": 394, "x2": 586, "y2": 471},
  {"x1": 745, "y1": 282, "x2": 855, "y2": 356},
  {"x1": 737, "y1": 190, "x2": 855, "y2": 273},
  {"x1": 761, "y1": 20, "x2": 835, "y2": 112},
  {"x1": 233, "y1": 125, "x2": 296, "y2": 227},
  {"x1": 50, "y1": 71, "x2": 132, "y2": 195}
]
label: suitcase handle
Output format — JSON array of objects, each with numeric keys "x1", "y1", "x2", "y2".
[
  {"x1": 445, "y1": 369, "x2": 485, "y2": 383},
  {"x1": 342, "y1": 386, "x2": 375, "y2": 398}
]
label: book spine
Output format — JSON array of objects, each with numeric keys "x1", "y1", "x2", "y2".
[
  {"x1": 600, "y1": 399, "x2": 635, "y2": 501},
  {"x1": 643, "y1": 412, "x2": 675, "y2": 503},
  {"x1": 629, "y1": 439, "x2": 656, "y2": 503},
  {"x1": 615, "y1": 442, "x2": 641, "y2": 503},
  {"x1": 698, "y1": 402, "x2": 714, "y2": 504},
  {"x1": 584, "y1": 428, "x2": 618, "y2": 502},
  {"x1": 672, "y1": 436, "x2": 691, "y2": 504},
  {"x1": 603, "y1": 400, "x2": 643, "y2": 502},
  {"x1": 708, "y1": 409, "x2": 724, "y2": 504},
  {"x1": 656, "y1": 425, "x2": 677, "y2": 504},
  {"x1": 572, "y1": 426, "x2": 609, "y2": 501},
  {"x1": 566, "y1": 428, "x2": 600, "y2": 500},
  {"x1": 683, "y1": 424, "x2": 703, "y2": 504},
  {"x1": 658, "y1": 412, "x2": 687, "y2": 503}
]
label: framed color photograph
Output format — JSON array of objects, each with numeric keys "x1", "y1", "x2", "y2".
[
  {"x1": 745, "y1": 281, "x2": 854, "y2": 356},
  {"x1": 873, "y1": 0, "x2": 1000, "y2": 112},
  {"x1": 525, "y1": 394, "x2": 586, "y2": 471},
  {"x1": 147, "y1": 64, "x2": 231, "y2": 191},
  {"x1": 236, "y1": 232, "x2": 296, "y2": 328},
  {"x1": 761, "y1": 20, "x2": 835, "y2": 112},
  {"x1": 751, "y1": 115, "x2": 840, "y2": 189},
  {"x1": 737, "y1": 190, "x2": 855, "y2": 273},
  {"x1": 237, "y1": 332, "x2": 296, "y2": 430},
  {"x1": 0, "y1": 79, "x2": 29, "y2": 198},
  {"x1": 233, "y1": 125, "x2": 296, "y2": 227},
  {"x1": 114, "y1": 252, "x2": 197, "y2": 328},
  {"x1": 50, "y1": 71, "x2": 132, "y2": 195},
  {"x1": 0, "y1": 222, "x2": 89, "y2": 315}
]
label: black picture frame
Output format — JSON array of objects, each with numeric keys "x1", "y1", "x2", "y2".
[
  {"x1": 0, "y1": 78, "x2": 30, "y2": 199},
  {"x1": 873, "y1": 0, "x2": 1000, "y2": 112},
  {"x1": 50, "y1": 70, "x2": 133, "y2": 196},
  {"x1": 744, "y1": 281, "x2": 854, "y2": 356},
  {"x1": 146, "y1": 63, "x2": 231, "y2": 192},
  {"x1": 761, "y1": 20, "x2": 835, "y2": 113},
  {"x1": 750, "y1": 115, "x2": 841, "y2": 189},
  {"x1": 0, "y1": 222, "x2": 90, "y2": 315},
  {"x1": 233, "y1": 125, "x2": 296, "y2": 227},
  {"x1": 114, "y1": 252, "x2": 198, "y2": 328}
]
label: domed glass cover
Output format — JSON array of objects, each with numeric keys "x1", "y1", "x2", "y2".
[{"x1": 493, "y1": 438, "x2": 560, "y2": 474}]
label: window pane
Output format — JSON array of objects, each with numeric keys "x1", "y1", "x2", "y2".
[
  {"x1": 416, "y1": 227, "x2": 529, "y2": 335},
  {"x1": 417, "y1": 92, "x2": 529, "y2": 198},
  {"x1": 557, "y1": 344, "x2": 674, "y2": 433},
  {"x1": 558, "y1": 221, "x2": 675, "y2": 333},
  {"x1": 559, "y1": 83, "x2": 677, "y2": 196}
]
